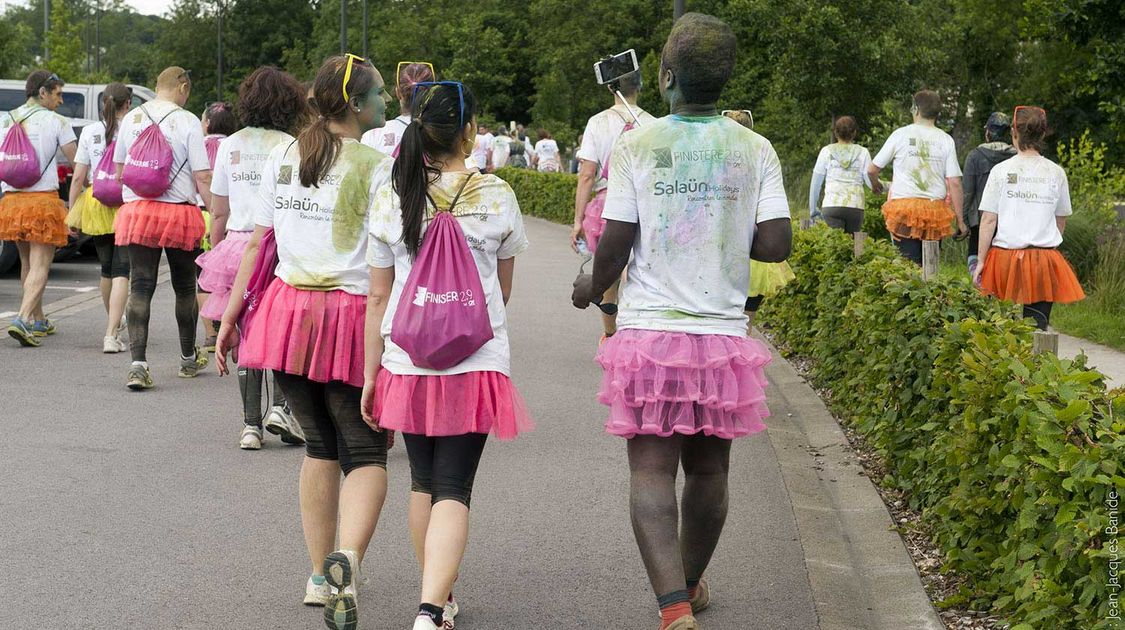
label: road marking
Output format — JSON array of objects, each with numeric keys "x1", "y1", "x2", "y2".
[
  {"x1": 0, "y1": 311, "x2": 15, "y2": 318},
  {"x1": 45, "y1": 285, "x2": 98, "y2": 293}
]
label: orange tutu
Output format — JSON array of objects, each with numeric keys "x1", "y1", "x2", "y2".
[
  {"x1": 0, "y1": 191, "x2": 68, "y2": 247},
  {"x1": 980, "y1": 247, "x2": 1085, "y2": 305},
  {"x1": 114, "y1": 200, "x2": 205, "y2": 251},
  {"x1": 882, "y1": 198, "x2": 955, "y2": 241}
]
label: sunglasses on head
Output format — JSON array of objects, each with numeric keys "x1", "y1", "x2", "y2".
[
  {"x1": 397, "y1": 61, "x2": 436, "y2": 85},
  {"x1": 37, "y1": 73, "x2": 62, "y2": 93},
  {"x1": 341, "y1": 53, "x2": 370, "y2": 103},
  {"x1": 722, "y1": 109, "x2": 754, "y2": 128},
  {"x1": 411, "y1": 81, "x2": 467, "y2": 129}
]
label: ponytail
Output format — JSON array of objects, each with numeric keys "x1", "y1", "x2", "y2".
[
  {"x1": 298, "y1": 117, "x2": 341, "y2": 188},
  {"x1": 101, "y1": 82, "x2": 132, "y2": 143},
  {"x1": 393, "y1": 120, "x2": 441, "y2": 258}
]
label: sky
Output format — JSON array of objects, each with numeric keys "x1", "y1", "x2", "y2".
[{"x1": 124, "y1": 0, "x2": 173, "y2": 16}]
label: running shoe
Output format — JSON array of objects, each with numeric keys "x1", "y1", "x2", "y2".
[
  {"x1": 7, "y1": 318, "x2": 40, "y2": 347},
  {"x1": 126, "y1": 364, "x2": 154, "y2": 390},
  {"x1": 103, "y1": 336, "x2": 127, "y2": 354},
  {"x1": 664, "y1": 616, "x2": 700, "y2": 630},
  {"x1": 304, "y1": 575, "x2": 332, "y2": 607},
  {"x1": 412, "y1": 616, "x2": 440, "y2": 630},
  {"x1": 443, "y1": 597, "x2": 459, "y2": 629},
  {"x1": 323, "y1": 549, "x2": 360, "y2": 630},
  {"x1": 30, "y1": 319, "x2": 56, "y2": 337},
  {"x1": 690, "y1": 578, "x2": 711, "y2": 614},
  {"x1": 264, "y1": 405, "x2": 305, "y2": 445},
  {"x1": 240, "y1": 425, "x2": 263, "y2": 450},
  {"x1": 178, "y1": 348, "x2": 209, "y2": 378}
]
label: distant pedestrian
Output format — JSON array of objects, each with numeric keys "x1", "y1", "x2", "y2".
[
  {"x1": 491, "y1": 125, "x2": 511, "y2": 170},
  {"x1": 197, "y1": 101, "x2": 237, "y2": 350},
  {"x1": 361, "y1": 61, "x2": 433, "y2": 157},
  {"x1": 472, "y1": 122, "x2": 493, "y2": 171},
  {"x1": 67, "y1": 82, "x2": 132, "y2": 353},
  {"x1": 962, "y1": 112, "x2": 1015, "y2": 276},
  {"x1": 974, "y1": 106, "x2": 1084, "y2": 330},
  {"x1": 808, "y1": 115, "x2": 878, "y2": 233},
  {"x1": 508, "y1": 124, "x2": 530, "y2": 168},
  {"x1": 868, "y1": 90, "x2": 967, "y2": 265},
  {"x1": 533, "y1": 128, "x2": 560, "y2": 172},
  {"x1": 215, "y1": 54, "x2": 393, "y2": 629},
  {"x1": 1, "y1": 70, "x2": 78, "y2": 347}
]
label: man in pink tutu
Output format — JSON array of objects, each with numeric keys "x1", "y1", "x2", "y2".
[{"x1": 572, "y1": 13, "x2": 792, "y2": 630}]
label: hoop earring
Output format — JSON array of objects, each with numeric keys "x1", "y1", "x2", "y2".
[{"x1": 461, "y1": 139, "x2": 474, "y2": 157}]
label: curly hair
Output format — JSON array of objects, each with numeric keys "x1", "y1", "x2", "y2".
[
  {"x1": 237, "y1": 66, "x2": 309, "y2": 135},
  {"x1": 661, "y1": 13, "x2": 736, "y2": 105}
]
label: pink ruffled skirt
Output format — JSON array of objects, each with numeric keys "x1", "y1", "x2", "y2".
[
  {"x1": 239, "y1": 278, "x2": 365, "y2": 387},
  {"x1": 596, "y1": 329, "x2": 772, "y2": 439},
  {"x1": 373, "y1": 370, "x2": 533, "y2": 441},
  {"x1": 581, "y1": 189, "x2": 607, "y2": 252},
  {"x1": 196, "y1": 230, "x2": 251, "y2": 320}
]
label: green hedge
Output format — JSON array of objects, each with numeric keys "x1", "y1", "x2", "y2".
[
  {"x1": 495, "y1": 167, "x2": 577, "y2": 225},
  {"x1": 760, "y1": 225, "x2": 1125, "y2": 630}
]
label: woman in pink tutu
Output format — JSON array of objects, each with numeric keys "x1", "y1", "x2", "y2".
[
  {"x1": 198, "y1": 66, "x2": 308, "y2": 451},
  {"x1": 362, "y1": 82, "x2": 531, "y2": 630},
  {"x1": 214, "y1": 54, "x2": 392, "y2": 629},
  {"x1": 572, "y1": 14, "x2": 791, "y2": 630}
]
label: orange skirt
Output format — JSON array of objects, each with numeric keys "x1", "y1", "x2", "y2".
[
  {"x1": 980, "y1": 247, "x2": 1085, "y2": 304},
  {"x1": 0, "y1": 191, "x2": 68, "y2": 247},
  {"x1": 114, "y1": 200, "x2": 205, "y2": 251},
  {"x1": 882, "y1": 197, "x2": 955, "y2": 241}
]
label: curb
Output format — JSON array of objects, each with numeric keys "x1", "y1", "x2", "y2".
[{"x1": 759, "y1": 332, "x2": 944, "y2": 630}]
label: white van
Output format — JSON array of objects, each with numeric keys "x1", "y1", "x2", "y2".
[{"x1": 0, "y1": 80, "x2": 156, "y2": 272}]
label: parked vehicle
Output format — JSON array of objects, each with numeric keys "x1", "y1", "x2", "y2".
[{"x1": 0, "y1": 81, "x2": 156, "y2": 273}]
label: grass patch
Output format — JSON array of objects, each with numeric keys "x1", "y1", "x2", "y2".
[{"x1": 1051, "y1": 301, "x2": 1125, "y2": 350}]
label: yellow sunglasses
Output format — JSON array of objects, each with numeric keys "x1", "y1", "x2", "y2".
[
  {"x1": 342, "y1": 53, "x2": 368, "y2": 103},
  {"x1": 396, "y1": 61, "x2": 436, "y2": 86}
]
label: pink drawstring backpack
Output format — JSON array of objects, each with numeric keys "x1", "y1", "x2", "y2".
[
  {"x1": 204, "y1": 135, "x2": 223, "y2": 170},
  {"x1": 0, "y1": 109, "x2": 47, "y2": 189},
  {"x1": 121, "y1": 106, "x2": 185, "y2": 198},
  {"x1": 91, "y1": 139, "x2": 124, "y2": 206},
  {"x1": 239, "y1": 228, "x2": 278, "y2": 332},
  {"x1": 391, "y1": 173, "x2": 494, "y2": 370}
]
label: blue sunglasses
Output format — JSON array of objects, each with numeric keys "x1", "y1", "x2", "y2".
[{"x1": 411, "y1": 81, "x2": 466, "y2": 129}]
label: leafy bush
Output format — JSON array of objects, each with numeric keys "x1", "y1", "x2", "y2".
[
  {"x1": 760, "y1": 225, "x2": 1125, "y2": 629},
  {"x1": 495, "y1": 167, "x2": 577, "y2": 225}
]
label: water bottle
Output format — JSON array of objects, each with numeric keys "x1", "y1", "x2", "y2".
[{"x1": 576, "y1": 238, "x2": 590, "y2": 257}]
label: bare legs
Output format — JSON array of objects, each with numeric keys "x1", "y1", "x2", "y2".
[{"x1": 15, "y1": 241, "x2": 53, "y2": 321}]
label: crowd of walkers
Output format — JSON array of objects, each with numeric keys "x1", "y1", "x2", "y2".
[{"x1": 0, "y1": 8, "x2": 1084, "y2": 630}]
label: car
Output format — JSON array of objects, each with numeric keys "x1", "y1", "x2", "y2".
[{"x1": 0, "y1": 80, "x2": 156, "y2": 273}]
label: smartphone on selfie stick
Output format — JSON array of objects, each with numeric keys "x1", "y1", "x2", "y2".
[{"x1": 595, "y1": 49, "x2": 642, "y2": 127}]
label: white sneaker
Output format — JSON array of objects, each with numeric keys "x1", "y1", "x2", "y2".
[
  {"x1": 413, "y1": 615, "x2": 440, "y2": 630},
  {"x1": 443, "y1": 597, "x2": 459, "y2": 628},
  {"x1": 304, "y1": 576, "x2": 332, "y2": 606},
  {"x1": 103, "y1": 336, "x2": 127, "y2": 353},
  {"x1": 264, "y1": 405, "x2": 306, "y2": 445},
  {"x1": 239, "y1": 425, "x2": 262, "y2": 450},
  {"x1": 323, "y1": 550, "x2": 360, "y2": 630}
]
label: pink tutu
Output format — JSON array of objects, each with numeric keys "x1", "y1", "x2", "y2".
[
  {"x1": 581, "y1": 189, "x2": 607, "y2": 252},
  {"x1": 196, "y1": 230, "x2": 252, "y2": 320},
  {"x1": 239, "y1": 278, "x2": 365, "y2": 387},
  {"x1": 372, "y1": 370, "x2": 533, "y2": 441},
  {"x1": 114, "y1": 200, "x2": 205, "y2": 251},
  {"x1": 596, "y1": 329, "x2": 772, "y2": 439}
]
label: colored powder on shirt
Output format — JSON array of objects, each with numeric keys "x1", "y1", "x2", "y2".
[{"x1": 333, "y1": 143, "x2": 384, "y2": 252}]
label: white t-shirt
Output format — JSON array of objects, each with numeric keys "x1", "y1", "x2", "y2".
[
  {"x1": 361, "y1": 115, "x2": 411, "y2": 156},
  {"x1": 979, "y1": 155, "x2": 1072, "y2": 249},
  {"x1": 535, "y1": 139, "x2": 560, "y2": 171},
  {"x1": 74, "y1": 120, "x2": 110, "y2": 184},
  {"x1": 813, "y1": 143, "x2": 872, "y2": 209},
  {"x1": 873, "y1": 123, "x2": 961, "y2": 201},
  {"x1": 577, "y1": 104, "x2": 656, "y2": 191},
  {"x1": 492, "y1": 135, "x2": 511, "y2": 169},
  {"x1": 256, "y1": 138, "x2": 392, "y2": 295},
  {"x1": 113, "y1": 100, "x2": 210, "y2": 204},
  {"x1": 0, "y1": 103, "x2": 77, "y2": 193},
  {"x1": 603, "y1": 115, "x2": 790, "y2": 337},
  {"x1": 367, "y1": 172, "x2": 530, "y2": 376},
  {"x1": 472, "y1": 132, "x2": 494, "y2": 170},
  {"x1": 210, "y1": 127, "x2": 294, "y2": 232}
]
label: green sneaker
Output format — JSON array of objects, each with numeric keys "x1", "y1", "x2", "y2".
[
  {"x1": 7, "y1": 318, "x2": 40, "y2": 347},
  {"x1": 30, "y1": 319, "x2": 56, "y2": 337},
  {"x1": 178, "y1": 348, "x2": 209, "y2": 378},
  {"x1": 126, "y1": 364, "x2": 154, "y2": 390}
]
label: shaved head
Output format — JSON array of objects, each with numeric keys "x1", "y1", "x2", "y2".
[{"x1": 661, "y1": 13, "x2": 736, "y2": 105}]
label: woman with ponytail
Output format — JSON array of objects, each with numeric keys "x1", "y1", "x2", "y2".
[
  {"x1": 214, "y1": 54, "x2": 392, "y2": 629},
  {"x1": 68, "y1": 83, "x2": 132, "y2": 353},
  {"x1": 363, "y1": 81, "x2": 532, "y2": 630},
  {"x1": 361, "y1": 61, "x2": 435, "y2": 156}
]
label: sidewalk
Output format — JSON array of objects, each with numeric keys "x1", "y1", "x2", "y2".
[{"x1": 1058, "y1": 333, "x2": 1123, "y2": 388}]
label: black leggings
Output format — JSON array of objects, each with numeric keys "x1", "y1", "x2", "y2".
[
  {"x1": 1023, "y1": 301, "x2": 1053, "y2": 331},
  {"x1": 403, "y1": 433, "x2": 489, "y2": 508},
  {"x1": 744, "y1": 295, "x2": 765, "y2": 312},
  {"x1": 627, "y1": 434, "x2": 732, "y2": 598},
  {"x1": 821, "y1": 206, "x2": 864, "y2": 234},
  {"x1": 274, "y1": 372, "x2": 387, "y2": 474},
  {"x1": 126, "y1": 244, "x2": 199, "y2": 362},
  {"x1": 93, "y1": 234, "x2": 129, "y2": 279},
  {"x1": 238, "y1": 367, "x2": 287, "y2": 427},
  {"x1": 968, "y1": 226, "x2": 980, "y2": 260},
  {"x1": 894, "y1": 237, "x2": 924, "y2": 266}
]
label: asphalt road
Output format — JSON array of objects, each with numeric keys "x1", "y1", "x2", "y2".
[{"x1": 0, "y1": 219, "x2": 819, "y2": 630}]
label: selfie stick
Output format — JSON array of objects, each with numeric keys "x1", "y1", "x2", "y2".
[{"x1": 608, "y1": 81, "x2": 642, "y2": 127}]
